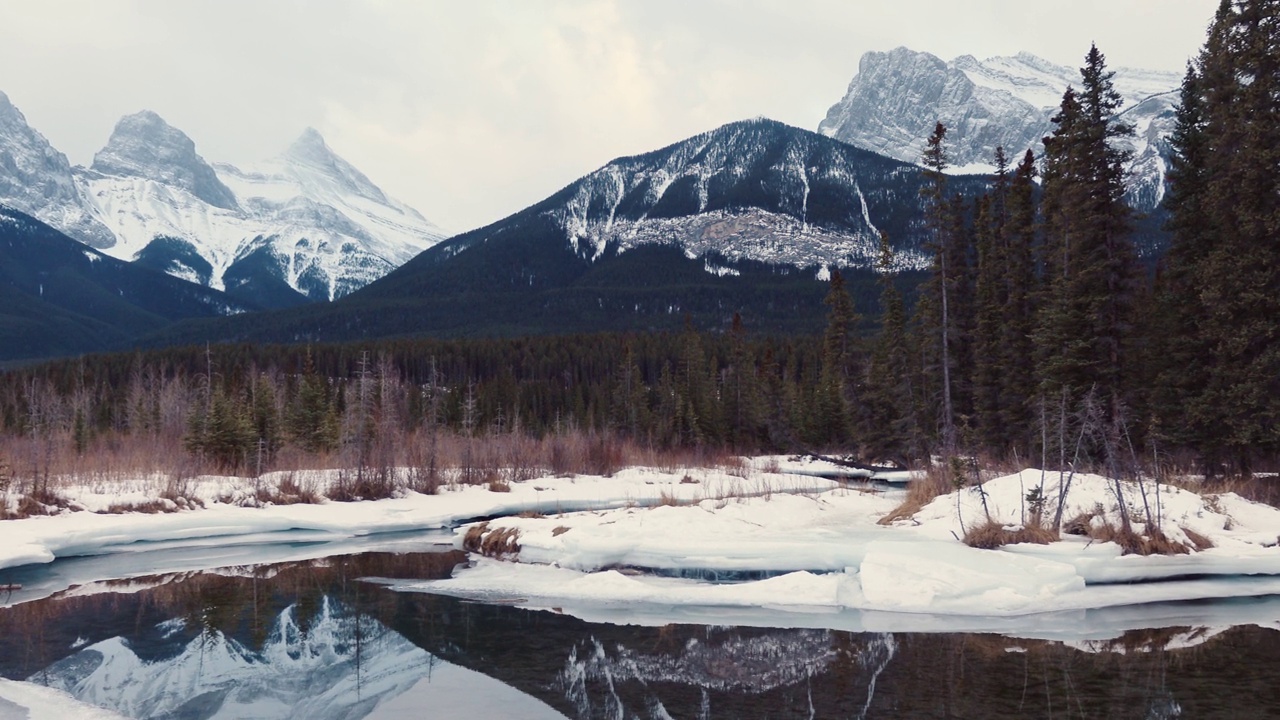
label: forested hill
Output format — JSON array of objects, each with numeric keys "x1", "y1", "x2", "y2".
[
  {"x1": 0, "y1": 206, "x2": 253, "y2": 362},
  {"x1": 145, "y1": 119, "x2": 984, "y2": 348}
]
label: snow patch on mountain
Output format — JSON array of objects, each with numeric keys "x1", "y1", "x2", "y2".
[
  {"x1": 819, "y1": 48, "x2": 1180, "y2": 210},
  {"x1": 541, "y1": 120, "x2": 936, "y2": 274},
  {"x1": 0, "y1": 91, "x2": 115, "y2": 249},
  {"x1": 0, "y1": 95, "x2": 446, "y2": 302}
]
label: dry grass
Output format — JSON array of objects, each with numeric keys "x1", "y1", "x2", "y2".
[
  {"x1": 878, "y1": 467, "x2": 949, "y2": 525},
  {"x1": 103, "y1": 499, "x2": 174, "y2": 514},
  {"x1": 963, "y1": 519, "x2": 1059, "y2": 549},
  {"x1": 1088, "y1": 523, "x2": 1191, "y2": 556},
  {"x1": 551, "y1": 525, "x2": 570, "y2": 536},
  {"x1": 655, "y1": 489, "x2": 686, "y2": 507},
  {"x1": 1181, "y1": 526, "x2": 1215, "y2": 551},
  {"x1": 487, "y1": 480, "x2": 512, "y2": 493},
  {"x1": 462, "y1": 522, "x2": 490, "y2": 552},
  {"x1": 461, "y1": 522, "x2": 522, "y2": 558}
]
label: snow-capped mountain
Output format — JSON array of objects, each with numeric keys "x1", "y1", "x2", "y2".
[
  {"x1": 818, "y1": 48, "x2": 1181, "y2": 210},
  {"x1": 399, "y1": 118, "x2": 989, "y2": 281},
  {"x1": 33, "y1": 598, "x2": 437, "y2": 720},
  {"x1": 0, "y1": 91, "x2": 115, "y2": 249},
  {"x1": 155, "y1": 118, "x2": 991, "y2": 344},
  {"x1": 0, "y1": 94, "x2": 446, "y2": 308}
]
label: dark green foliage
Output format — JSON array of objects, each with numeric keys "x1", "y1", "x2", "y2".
[
  {"x1": 810, "y1": 270, "x2": 858, "y2": 448},
  {"x1": 0, "y1": 207, "x2": 256, "y2": 361},
  {"x1": 997, "y1": 150, "x2": 1040, "y2": 453},
  {"x1": 1152, "y1": 0, "x2": 1280, "y2": 472},
  {"x1": 1033, "y1": 45, "x2": 1137, "y2": 429},
  {"x1": 858, "y1": 234, "x2": 917, "y2": 463},
  {"x1": 287, "y1": 351, "x2": 340, "y2": 454},
  {"x1": 185, "y1": 387, "x2": 256, "y2": 471}
]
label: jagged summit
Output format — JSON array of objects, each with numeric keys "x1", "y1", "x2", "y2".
[
  {"x1": 278, "y1": 126, "x2": 391, "y2": 206},
  {"x1": 0, "y1": 90, "x2": 116, "y2": 248},
  {"x1": 91, "y1": 110, "x2": 238, "y2": 210},
  {"x1": 0, "y1": 94, "x2": 446, "y2": 307},
  {"x1": 819, "y1": 48, "x2": 1180, "y2": 210}
]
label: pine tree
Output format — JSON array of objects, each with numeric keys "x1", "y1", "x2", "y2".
[
  {"x1": 918, "y1": 121, "x2": 959, "y2": 452},
  {"x1": 813, "y1": 269, "x2": 858, "y2": 448},
  {"x1": 1189, "y1": 0, "x2": 1280, "y2": 469},
  {"x1": 288, "y1": 350, "x2": 339, "y2": 454},
  {"x1": 859, "y1": 233, "x2": 915, "y2": 462},
  {"x1": 999, "y1": 150, "x2": 1040, "y2": 454},
  {"x1": 723, "y1": 313, "x2": 764, "y2": 449},
  {"x1": 971, "y1": 189, "x2": 1006, "y2": 454},
  {"x1": 1033, "y1": 45, "x2": 1137, "y2": 439}
]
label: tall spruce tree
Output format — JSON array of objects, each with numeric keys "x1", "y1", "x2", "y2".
[
  {"x1": 1033, "y1": 45, "x2": 1137, "y2": 439},
  {"x1": 814, "y1": 269, "x2": 858, "y2": 448},
  {"x1": 1187, "y1": 0, "x2": 1280, "y2": 470},
  {"x1": 999, "y1": 150, "x2": 1040, "y2": 455},
  {"x1": 972, "y1": 191, "x2": 1006, "y2": 453},
  {"x1": 918, "y1": 121, "x2": 961, "y2": 452},
  {"x1": 859, "y1": 234, "x2": 916, "y2": 462}
]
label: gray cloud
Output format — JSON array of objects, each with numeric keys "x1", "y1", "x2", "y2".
[{"x1": 0, "y1": 0, "x2": 1218, "y2": 233}]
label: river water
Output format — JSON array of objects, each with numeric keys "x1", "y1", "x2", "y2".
[{"x1": 2, "y1": 548, "x2": 1278, "y2": 719}]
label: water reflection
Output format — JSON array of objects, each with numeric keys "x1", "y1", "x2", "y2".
[{"x1": 1, "y1": 552, "x2": 1278, "y2": 719}]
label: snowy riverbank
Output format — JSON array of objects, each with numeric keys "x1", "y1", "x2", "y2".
[
  {"x1": 393, "y1": 469, "x2": 1280, "y2": 618},
  {"x1": 4, "y1": 464, "x2": 1280, "y2": 621}
]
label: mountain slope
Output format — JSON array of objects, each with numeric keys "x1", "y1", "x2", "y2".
[
  {"x1": 0, "y1": 205, "x2": 253, "y2": 361},
  {"x1": 77, "y1": 115, "x2": 448, "y2": 306},
  {"x1": 819, "y1": 48, "x2": 1180, "y2": 212},
  {"x1": 153, "y1": 119, "x2": 982, "y2": 345},
  {"x1": 0, "y1": 92, "x2": 446, "y2": 307},
  {"x1": 0, "y1": 91, "x2": 115, "y2": 249}
]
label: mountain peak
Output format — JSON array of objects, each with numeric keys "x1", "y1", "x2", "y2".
[
  {"x1": 278, "y1": 128, "x2": 390, "y2": 206},
  {"x1": 287, "y1": 127, "x2": 329, "y2": 156},
  {"x1": 0, "y1": 89, "x2": 118, "y2": 248},
  {"x1": 92, "y1": 110, "x2": 238, "y2": 210}
]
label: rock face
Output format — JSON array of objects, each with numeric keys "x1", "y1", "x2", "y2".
[
  {"x1": 0, "y1": 91, "x2": 115, "y2": 248},
  {"x1": 411, "y1": 117, "x2": 991, "y2": 278},
  {"x1": 0, "y1": 94, "x2": 446, "y2": 307},
  {"x1": 90, "y1": 110, "x2": 238, "y2": 210},
  {"x1": 818, "y1": 48, "x2": 1181, "y2": 210}
]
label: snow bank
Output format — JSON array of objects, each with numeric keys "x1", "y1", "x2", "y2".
[
  {"x1": 0, "y1": 467, "x2": 839, "y2": 574},
  {"x1": 405, "y1": 469, "x2": 1280, "y2": 619},
  {"x1": 907, "y1": 470, "x2": 1280, "y2": 550}
]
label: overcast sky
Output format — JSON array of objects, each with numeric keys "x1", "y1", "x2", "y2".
[{"x1": 1, "y1": 1, "x2": 1218, "y2": 233}]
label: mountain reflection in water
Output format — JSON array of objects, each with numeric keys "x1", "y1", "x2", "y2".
[{"x1": 1, "y1": 551, "x2": 1278, "y2": 719}]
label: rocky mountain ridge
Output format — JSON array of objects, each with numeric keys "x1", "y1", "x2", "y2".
[
  {"x1": 0, "y1": 92, "x2": 446, "y2": 308},
  {"x1": 819, "y1": 47, "x2": 1181, "y2": 210}
]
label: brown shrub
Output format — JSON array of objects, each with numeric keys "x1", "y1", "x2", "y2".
[
  {"x1": 878, "y1": 467, "x2": 948, "y2": 525},
  {"x1": 480, "y1": 526, "x2": 521, "y2": 557},
  {"x1": 1089, "y1": 523, "x2": 1191, "y2": 556},
  {"x1": 1181, "y1": 526, "x2": 1215, "y2": 551},
  {"x1": 103, "y1": 500, "x2": 173, "y2": 515},
  {"x1": 963, "y1": 520, "x2": 1058, "y2": 550},
  {"x1": 488, "y1": 480, "x2": 512, "y2": 493},
  {"x1": 551, "y1": 525, "x2": 570, "y2": 536},
  {"x1": 462, "y1": 522, "x2": 490, "y2": 553}
]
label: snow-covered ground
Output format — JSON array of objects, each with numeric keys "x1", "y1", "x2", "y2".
[
  {"x1": 0, "y1": 465, "x2": 837, "y2": 576},
  {"x1": 5, "y1": 465, "x2": 1280, "y2": 633},
  {"x1": 386, "y1": 469, "x2": 1280, "y2": 622}
]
